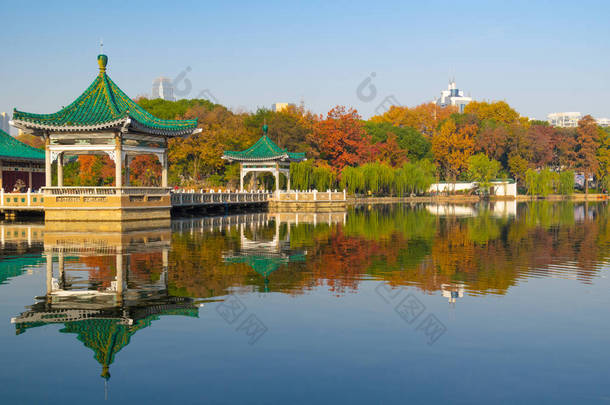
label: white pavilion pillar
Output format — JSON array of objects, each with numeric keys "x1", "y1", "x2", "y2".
[
  {"x1": 45, "y1": 137, "x2": 52, "y2": 187},
  {"x1": 161, "y1": 151, "x2": 168, "y2": 188},
  {"x1": 46, "y1": 254, "x2": 53, "y2": 294},
  {"x1": 274, "y1": 163, "x2": 280, "y2": 192},
  {"x1": 57, "y1": 153, "x2": 63, "y2": 187},
  {"x1": 115, "y1": 136, "x2": 123, "y2": 188},
  {"x1": 58, "y1": 252, "x2": 65, "y2": 289},
  {"x1": 239, "y1": 165, "x2": 244, "y2": 191},
  {"x1": 287, "y1": 171, "x2": 291, "y2": 191},
  {"x1": 116, "y1": 253, "x2": 124, "y2": 297}
]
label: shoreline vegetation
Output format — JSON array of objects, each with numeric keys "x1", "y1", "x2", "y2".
[{"x1": 15, "y1": 98, "x2": 610, "y2": 199}]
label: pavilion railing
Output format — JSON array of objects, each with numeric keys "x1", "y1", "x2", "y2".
[
  {"x1": 171, "y1": 190, "x2": 272, "y2": 206},
  {"x1": 0, "y1": 189, "x2": 44, "y2": 208}
]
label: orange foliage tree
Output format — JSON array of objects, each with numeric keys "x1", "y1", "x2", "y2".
[
  {"x1": 77, "y1": 155, "x2": 115, "y2": 185},
  {"x1": 309, "y1": 106, "x2": 372, "y2": 171},
  {"x1": 129, "y1": 155, "x2": 161, "y2": 186},
  {"x1": 576, "y1": 115, "x2": 601, "y2": 195}
]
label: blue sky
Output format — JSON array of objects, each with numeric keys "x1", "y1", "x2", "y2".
[{"x1": 1, "y1": 0, "x2": 609, "y2": 125}]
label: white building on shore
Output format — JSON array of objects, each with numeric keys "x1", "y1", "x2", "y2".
[
  {"x1": 596, "y1": 118, "x2": 610, "y2": 127},
  {"x1": 434, "y1": 80, "x2": 472, "y2": 113},
  {"x1": 547, "y1": 112, "x2": 610, "y2": 128}
]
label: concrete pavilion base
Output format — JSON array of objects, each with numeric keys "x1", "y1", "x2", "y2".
[
  {"x1": 43, "y1": 218, "x2": 171, "y2": 234},
  {"x1": 42, "y1": 221, "x2": 171, "y2": 250},
  {"x1": 267, "y1": 191, "x2": 347, "y2": 213},
  {"x1": 42, "y1": 188, "x2": 171, "y2": 225},
  {"x1": 267, "y1": 200, "x2": 347, "y2": 212},
  {"x1": 44, "y1": 207, "x2": 171, "y2": 222}
]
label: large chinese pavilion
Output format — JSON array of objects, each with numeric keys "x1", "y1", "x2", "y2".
[
  {"x1": 0, "y1": 129, "x2": 45, "y2": 191},
  {"x1": 10, "y1": 54, "x2": 200, "y2": 221},
  {"x1": 11, "y1": 54, "x2": 199, "y2": 189},
  {"x1": 222, "y1": 125, "x2": 305, "y2": 191}
]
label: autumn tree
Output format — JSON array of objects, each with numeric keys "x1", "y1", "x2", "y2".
[
  {"x1": 597, "y1": 128, "x2": 610, "y2": 192},
  {"x1": 310, "y1": 106, "x2": 371, "y2": 171},
  {"x1": 15, "y1": 133, "x2": 44, "y2": 149},
  {"x1": 170, "y1": 105, "x2": 254, "y2": 186},
  {"x1": 464, "y1": 101, "x2": 520, "y2": 124},
  {"x1": 553, "y1": 127, "x2": 578, "y2": 170},
  {"x1": 370, "y1": 103, "x2": 457, "y2": 136},
  {"x1": 129, "y1": 155, "x2": 161, "y2": 186},
  {"x1": 431, "y1": 118, "x2": 476, "y2": 181},
  {"x1": 245, "y1": 106, "x2": 314, "y2": 155},
  {"x1": 475, "y1": 121, "x2": 509, "y2": 163},
  {"x1": 576, "y1": 115, "x2": 601, "y2": 195},
  {"x1": 78, "y1": 155, "x2": 115, "y2": 186},
  {"x1": 526, "y1": 124, "x2": 554, "y2": 168}
]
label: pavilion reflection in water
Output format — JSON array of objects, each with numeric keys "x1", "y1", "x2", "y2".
[
  {"x1": 221, "y1": 212, "x2": 346, "y2": 291},
  {"x1": 10, "y1": 225, "x2": 201, "y2": 385}
]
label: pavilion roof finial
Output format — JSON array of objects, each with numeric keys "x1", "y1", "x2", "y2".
[
  {"x1": 262, "y1": 119, "x2": 268, "y2": 136},
  {"x1": 97, "y1": 54, "x2": 108, "y2": 75}
]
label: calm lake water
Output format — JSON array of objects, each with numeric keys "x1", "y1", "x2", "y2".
[{"x1": 1, "y1": 202, "x2": 609, "y2": 404}]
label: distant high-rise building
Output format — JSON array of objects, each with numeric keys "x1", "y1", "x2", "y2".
[
  {"x1": 0, "y1": 112, "x2": 10, "y2": 133},
  {"x1": 434, "y1": 80, "x2": 472, "y2": 113},
  {"x1": 271, "y1": 103, "x2": 296, "y2": 113},
  {"x1": 152, "y1": 77, "x2": 175, "y2": 101},
  {"x1": 596, "y1": 118, "x2": 610, "y2": 127},
  {"x1": 547, "y1": 112, "x2": 581, "y2": 128}
]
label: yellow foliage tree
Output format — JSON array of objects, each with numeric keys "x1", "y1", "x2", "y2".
[
  {"x1": 464, "y1": 101, "x2": 520, "y2": 124},
  {"x1": 370, "y1": 103, "x2": 457, "y2": 136},
  {"x1": 432, "y1": 119, "x2": 476, "y2": 180}
]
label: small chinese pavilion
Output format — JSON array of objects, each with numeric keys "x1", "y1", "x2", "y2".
[
  {"x1": 222, "y1": 125, "x2": 305, "y2": 191},
  {"x1": 0, "y1": 129, "x2": 45, "y2": 191},
  {"x1": 10, "y1": 54, "x2": 200, "y2": 189}
]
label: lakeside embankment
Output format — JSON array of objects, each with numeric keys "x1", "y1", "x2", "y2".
[{"x1": 347, "y1": 194, "x2": 608, "y2": 205}]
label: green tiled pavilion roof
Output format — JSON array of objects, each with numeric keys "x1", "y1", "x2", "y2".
[
  {"x1": 11, "y1": 55, "x2": 198, "y2": 137},
  {"x1": 224, "y1": 253, "x2": 306, "y2": 277},
  {"x1": 0, "y1": 256, "x2": 45, "y2": 285},
  {"x1": 223, "y1": 135, "x2": 305, "y2": 162},
  {"x1": 0, "y1": 130, "x2": 44, "y2": 161},
  {"x1": 15, "y1": 304, "x2": 198, "y2": 379}
]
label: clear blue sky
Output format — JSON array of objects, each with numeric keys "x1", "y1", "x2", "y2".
[{"x1": 1, "y1": 0, "x2": 609, "y2": 125}]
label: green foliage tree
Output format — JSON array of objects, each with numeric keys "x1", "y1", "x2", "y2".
[
  {"x1": 468, "y1": 153, "x2": 501, "y2": 194},
  {"x1": 524, "y1": 168, "x2": 558, "y2": 196},
  {"x1": 364, "y1": 122, "x2": 431, "y2": 161}
]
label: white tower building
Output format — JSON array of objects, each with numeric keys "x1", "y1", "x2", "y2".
[
  {"x1": 434, "y1": 80, "x2": 472, "y2": 113},
  {"x1": 0, "y1": 112, "x2": 10, "y2": 133},
  {"x1": 152, "y1": 77, "x2": 176, "y2": 101}
]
